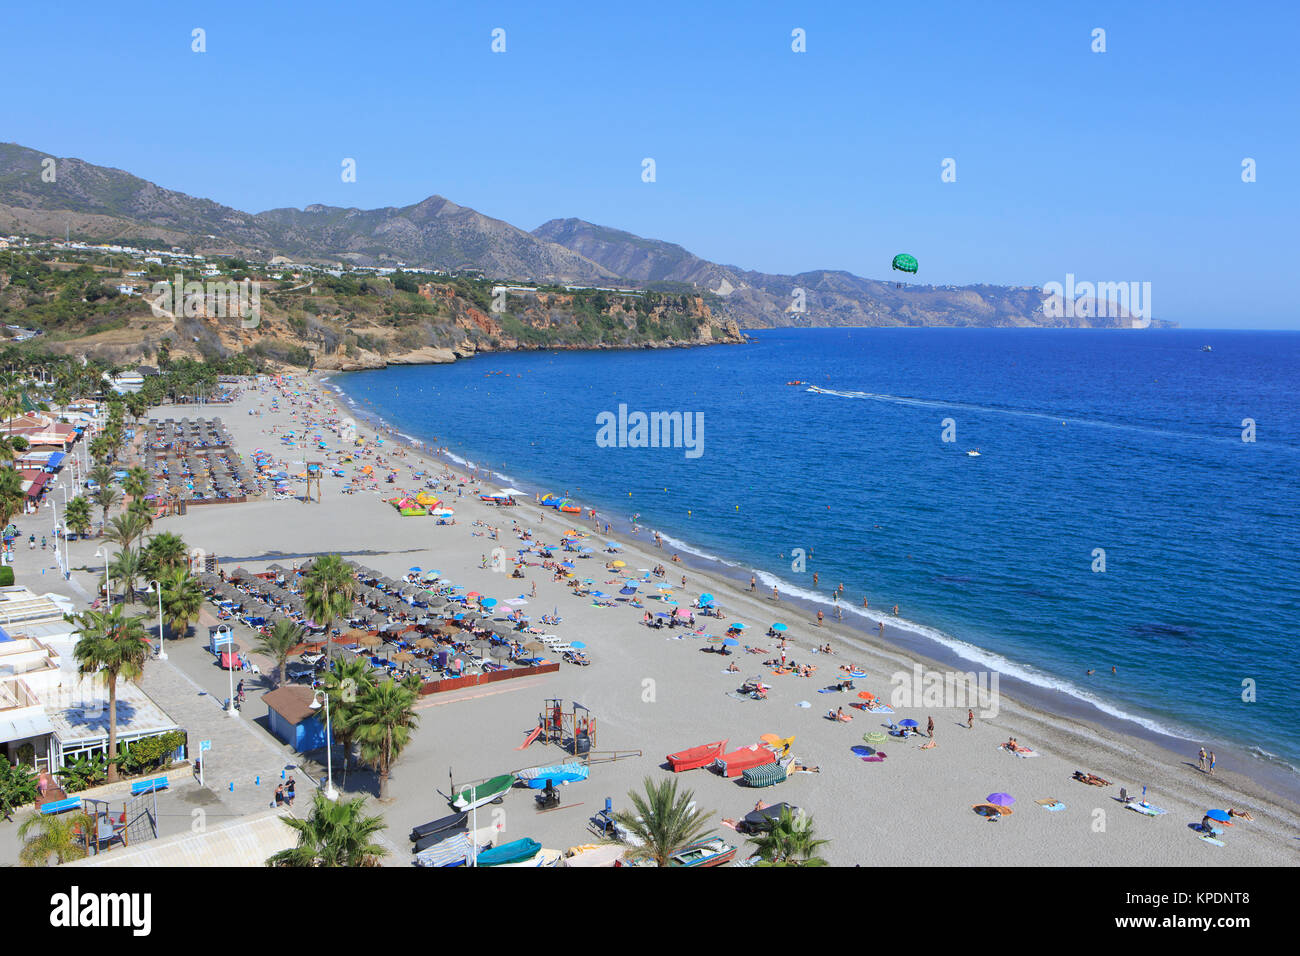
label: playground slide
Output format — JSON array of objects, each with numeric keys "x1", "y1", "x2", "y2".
[{"x1": 516, "y1": 725, "x2": 543, "y2": 750}]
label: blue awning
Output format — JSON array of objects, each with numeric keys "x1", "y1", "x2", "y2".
[{"x1": 45, "y1": 451, "x2": 66, "y2": 471}]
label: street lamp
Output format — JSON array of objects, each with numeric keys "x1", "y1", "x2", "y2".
[
  {"x1": 146, "y1": 579, "x2": 166, "y2": 659},
  {"x1": 94, "y1": 547, "x2": 110, "y2": 605},
  {"x1": 218, "y1": 624, "x2": 238, "y2": 719},
  {"x1": 308, "y1": 690, "x2": 339, "y2": 800}
]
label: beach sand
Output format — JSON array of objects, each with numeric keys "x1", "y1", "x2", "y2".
[{"x1": 105, "y1": 373, "x2": 1300, "y2": 866}]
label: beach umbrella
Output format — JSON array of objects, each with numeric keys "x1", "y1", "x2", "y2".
[
  {"x1": 561, "y1": 561, "x2": 575, "y2": 569},
  {"x1": 357, "y1": 633, "x2": 382, "y2": 648},
  {"x1": 611, "y1": 560, "x2": 626, "y2": 568},
  {"x1": 571, "y1": 641, "x2": 586, "y2": 649},
  {"x1": 1205, "y1": 809, "x2": 1231, "y2": 822},
  {"x1": 618, "y1": 586, "x2": 638, "y2": 596},
  {"x1": 467, "y1": 591, "x2": 481, "y2": 599},
  {"x1": 987, "y1": 793, "x2": 1015, "y2": 806},
  {"x1": 865, "y1": 732, "x2": 887, "y2": 745},
  {"x1": 729, "y1": 622, "x2": 747, "y2": 630},
  {"x1": 898, "y1": 718, "x2": 919, "y2": 728},
  {"x1": 722, "y1": 638, "x2": 739, "y2": 646},
  {"x1": 772, "y1": 622, "x2": 788, "y2": 632},
  {"x1": 394, "y1": 652, "x2": 414, "y2": 663},
  {"x1": 414, "y1": 638, "x2": 438, "y2": 650},
  {"x1": 699, "y1": 593, "x2": 714, "y2": 604},
  {"x1": 408, "y1": 566, "x2": 422, "y2": 573},
  {"x1": 857, "y1": 691, "x2": 877, "y2": 701},
  {"x1": 480, "y1": 598, "x2": 498, "y2": 608}
]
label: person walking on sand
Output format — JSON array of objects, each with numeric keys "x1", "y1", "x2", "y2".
[
  {"x1": 773, "y1": 586, "x2": 780, "y2": 602},
  {"x1": 967, "y1": 709, "x2": 974, "y2": 729},
  {"x1": 878, "y1": 621, "x2": 884, "y2": 636},
  {"x1": 816, "y1": 610, "x2": 824, "y2": 627},
  {"x1": 1208, "y1": 751, "x2": 1216, "y2": 775},
  {"x1": 1198, "y1": 747, "x2": 1207, "y2": 772},
  {"x1": 927, "y1": 716, "x2": 935, "y2": 739},
  {"x1": 750, "y1": 575, "x2": 756, "y2": 592}
]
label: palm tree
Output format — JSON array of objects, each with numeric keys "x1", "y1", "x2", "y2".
[
  {"x1": 0, "y1": 467, "x2": 25, "y2": 530},
  {"x1": 347, "y1": 679, "x2": 419, "y2": 802},
  {"x1": 302, "y1": 554, "x2": 357, "y2": 661},
  {"x1": 126, "y1": 495, "x2": 155, "y2": 532},
  {"x1": 108, "y1": 547, "x2": 143, "y2": 605},
  {"x1": 142, "y1": 531, "x2": 188, "y2": 577},
  {"x1": 107, "y1": 513, "x2": 149, "y2": 552},
  {"x1": 18, "y1": 811, "x2": 91, "y2": 866},
  {"x1": 123, "y1": 465, "x2": 149, "y2": 500},
  {"x1": 64, "y1": 495, "x2": 92, "y2": 539},
  {"x1": 323, "y1": 658, "x2": 375, "y2": 775},
  {"x1": 255, "y1": 619, "x2": 302, "y2": 686},
  {"x1": 747, "y1": 806, "x2": 830, "y2": 866},
  {"x1": 266, "y1": 792, "x2": 387, "y2": 867},
  {"x1": 160, "y1": 567, "x2": 203, "y2": 639},
  {"x1": 614, "y1": 777, "x2": 715, "y2": 866},
  {"x1": 68, "y1": 604, "x2": 151, "y2": 783},
  {"x1": 93, "y1": 483, "x2": 121, "y2": 533}
]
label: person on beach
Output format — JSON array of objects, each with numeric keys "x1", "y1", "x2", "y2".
[
  {"x1": 878, "y1": 621, "x2": 884, "y2": 636},
  {"x1": 862, "y1": 597, "x2": 868, "y2": 608},
  {"x1": 773, "y1": 586, "x2": 780, "y2": 602},
  {"x1": 967, "y1": 709, "x2": 974, "y2": 729},
  {"x1": 1198, "y1": 747, "x2": 1207, "y2": 771},
  {"x1": 835, "y1": 606, "x2": 842, "y2": 621},
  {"x1": 927, "y1": 716, "x2": 934, "y2": 739},
  {"x1": 1208, "y1": 752, "x2": 1216, "y2": 775},
  {"x1": 816, "y1": 610, "x2": 823, "y2": 627},
  {"x1": 750, "y1": 575, "x2": 756, "y2": 592},
  {"x1": 892, "y1": 604, "x2": 899, "y2": 615},
  {"x1": 813, "y1": 572, "x2": 819, "y2": 587},
  {"x1": 285, "y1": 777, "x2": 295, "y2": 805}
]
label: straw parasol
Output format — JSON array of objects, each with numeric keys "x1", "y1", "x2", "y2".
[
  {"x1": 394, "y1": 652, "x2": 415, "y2": 663},
  {"x1": 357, "y1": 633, "x2": 383, "y2": 648},
  {"x1": 414, "y1": 637, "x2": 438, "y2": 650}
]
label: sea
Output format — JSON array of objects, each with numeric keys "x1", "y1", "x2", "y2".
[{"x1": 328, "y1": 328, "x2": 1300, "y2": 796}]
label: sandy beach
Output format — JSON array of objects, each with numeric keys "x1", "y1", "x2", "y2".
[{"x1": 95, "y1": 371, "x2": 1300, "y2": 867}]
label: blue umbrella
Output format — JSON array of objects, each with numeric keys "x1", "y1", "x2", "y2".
[
  {"x1": 722, "y1": 637, "x2": 739, "y2": 646},
  {"x1": 571, "y1": 641, "x2": 586, "y2": 649},
  {"x1": 591, "y1": 591, "x2": 608, "y2": 598},
  {"x1": 1205, "y1": 809, "x2": 1231, "y2": 822},
  {"x1": 480, "y1": 598, "x2": 498, "y2": 608},
  {"x1": 699, "y1": 592, "x2": 714, "y2": 604},
  {"x1": 987, "y1": 793, "x2": 1015, "y2": 806},
  {"x1": 729, "y1": 622, "x2": 747, "y2": 630},
  {"x1": 561, "y1": 561, "x2": 576, "y2": 569},
  {"x1": 619, "y1": 586, "x2": 638, "y2": 595},
  {"x1": 408, "y1": 566, "x2": 422, "y2": 573},
  {"x1": 898, "y1": 718, "x2": 919, "y2": 728},
  {"x1": 772, "y1": 622, "x2": 788, "y2": 632}
]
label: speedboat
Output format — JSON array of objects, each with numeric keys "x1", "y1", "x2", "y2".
[
  {"x1": 966, "y1": 449, "x2": 980, "y2": 457},
  {"x1": 1201, "y1": 345, "x2": 1212, "y2": 352}
]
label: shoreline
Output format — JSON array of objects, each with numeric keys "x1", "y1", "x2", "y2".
[{"x1": 321, "y1": 368, "x2": 1300, "y2": 807}]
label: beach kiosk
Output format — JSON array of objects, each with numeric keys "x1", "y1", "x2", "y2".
[{"x1": 263, "y1": 686, "x2": 331, "y2": 753}]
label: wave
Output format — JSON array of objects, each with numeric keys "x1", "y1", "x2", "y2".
[
  {"x1": 805, "y1": 386, "x2": 1296, "y2": 452},
  {"x1": 651, "y1": 531, "x2": 1202, "y2": 746}
]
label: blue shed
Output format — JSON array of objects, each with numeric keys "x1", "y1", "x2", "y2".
[{"x1": 263, "y1": 685, "x2": 331, "y2": 753}]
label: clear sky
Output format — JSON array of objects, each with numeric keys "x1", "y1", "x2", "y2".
[{"x1": 4, "y1": 1, "x2": 1297, "y2": 328}]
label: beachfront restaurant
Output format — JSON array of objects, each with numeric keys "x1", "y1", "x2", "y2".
[
  {"x1": 43, "y1": 673, "x2": 187, "y2": 769},
  {"x1": 263, "y1": 685, "x2": 331, "y2": 753}
]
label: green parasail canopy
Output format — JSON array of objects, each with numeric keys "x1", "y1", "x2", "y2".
[{"x1": 891, "y1": 254, "x2": 918, "y2": 274}]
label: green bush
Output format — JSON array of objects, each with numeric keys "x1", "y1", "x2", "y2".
[{"x1": 0, "y1": 566, "x2": 14, "y2": 586}]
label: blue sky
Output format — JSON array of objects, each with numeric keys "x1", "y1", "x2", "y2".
[{"x1": 4, "y1": 1, "x2": 1297, "y2": 328}]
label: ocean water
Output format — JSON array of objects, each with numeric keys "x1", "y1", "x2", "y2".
[{"x1": 331, "y1": 328, "x2": 1300, "y2": 787}]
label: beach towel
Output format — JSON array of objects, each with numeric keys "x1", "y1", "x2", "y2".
[
  {"x1": 1126, "y1": 802, "x2": 1167, "y2": 817},
  {"x1": 1000, "y1": 744, "x2": 1039, "y2": 758},
  {"x1": 861, "y1": 753, "x2": 887, "y2": 762},
  {"x1": 1036, "y1": 800, "x2": 1067, "y2": 812},
  {"x1": 817, "y1": 688, "x2": 839, "y2": 694}
]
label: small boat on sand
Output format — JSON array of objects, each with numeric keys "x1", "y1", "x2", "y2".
[
  {"x1": 515, "y1": 762, "x2": 589, "y2": 788},
  {"x1": 667, "y1": 739, "x2": 728, "y2": 772},
  {"x1": 668, "y1": 838, "x2": 737, "y2": 867},
  {"x1": 477, "y1": 838, "x2": 542, "y2": 867},
  {"x1": 451, "y1": 774, "x2": 515, "y2": 811},
  {"x1": 714, "y1": 744, "x2": 777, "y2": 778}
]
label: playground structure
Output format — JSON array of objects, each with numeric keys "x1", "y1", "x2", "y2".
[
  {"x1": 538, "y1": 698, "x2": 595, "y2": 756},
  {"x1": 520, "y1": 698, "x2": 642, "y2": 764},
  {"x1": 56, "y1": 791, "x2": 161, "y2": 857}
]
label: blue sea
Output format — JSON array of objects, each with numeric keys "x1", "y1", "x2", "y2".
[{"x1": 330, "y1": 328, "x2": 1300, "y2": 793}]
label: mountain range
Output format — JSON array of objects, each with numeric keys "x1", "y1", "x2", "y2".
[{"x1": 0, "y1": 142, "x2": 1164, "y2": 329}]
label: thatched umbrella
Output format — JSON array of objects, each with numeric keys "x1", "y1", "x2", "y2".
[
  {"x1": 394, "y1": 652, "x2": 414, "y2": 664},
  {"x1": 414, "y1": 637, "x2": 438, "y2": 650},
  {"x1": 357, "y1": 633, "x2": 382, "y2": 648}
]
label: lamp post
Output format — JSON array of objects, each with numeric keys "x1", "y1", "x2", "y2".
[
  {"x1": 147, "y1": 579, "x2": 166, "y2": 659},
  {"x1": 309, "y1": 691, "x2": 338, "y2": 800},
  {"x1": 94, "y1": 547, "x2": 110, "y2": 605},
  {"x1": 219, "y1": 624, "x2": 238, "y2": 719}
]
